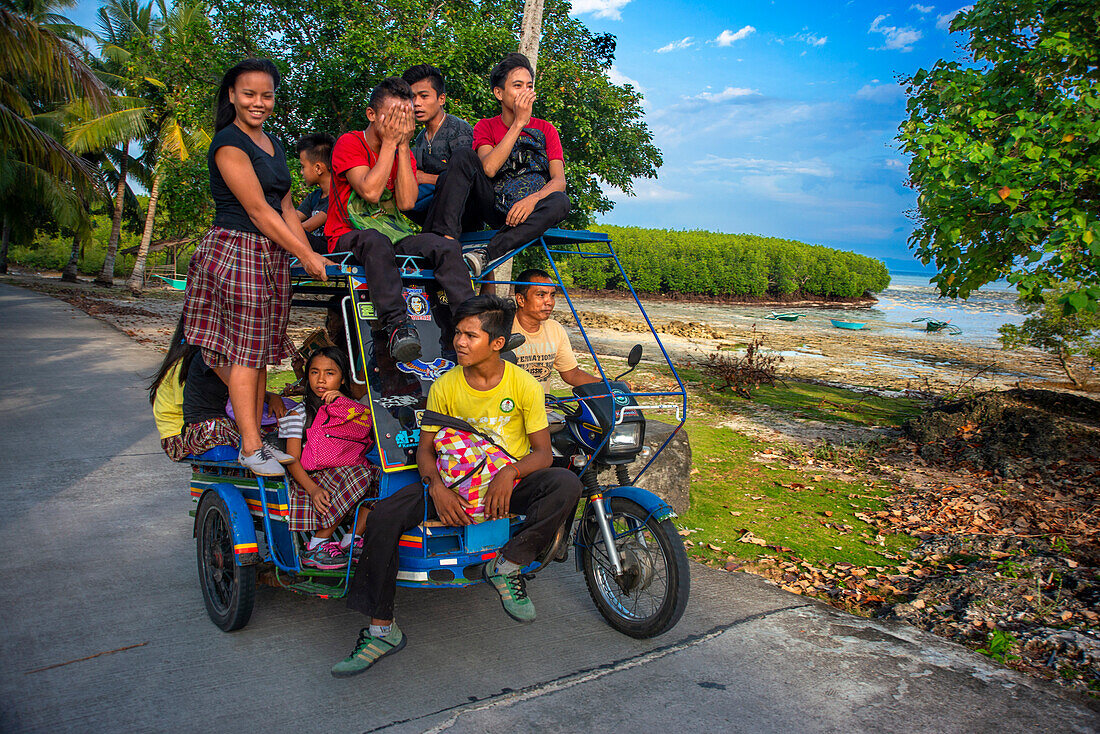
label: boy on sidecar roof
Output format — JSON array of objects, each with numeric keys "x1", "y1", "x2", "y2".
[{"x1": 332, "y1": 295, "x2": 583, "y2": 678}]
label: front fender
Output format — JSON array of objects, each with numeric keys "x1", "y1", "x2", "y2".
[
  {"x1": 193, "y1": 484, "x2": 261, "y2": 566},
  {"x1": 604, "y1": 485, "x2": 676, "y2": 523}
]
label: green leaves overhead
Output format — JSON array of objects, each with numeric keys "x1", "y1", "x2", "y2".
[{"x1": 898, "y1": 0, "x2": 1100, "y2": 312}]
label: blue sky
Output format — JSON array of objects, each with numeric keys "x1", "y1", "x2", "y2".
[
  {"x1": 68, "y1": 0, "x2": 972, "y2": 269},
  {"x1": 572, "y1": 0, "x2": 974, "y2": 269}
]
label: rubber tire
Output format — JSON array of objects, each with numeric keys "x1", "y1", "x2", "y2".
[
  {"x1": 196, "y1": 491, "x2": 256, "y2": 632},
  {"x1": 581, "y1": 497, "x2": 690, "y2": 638}
]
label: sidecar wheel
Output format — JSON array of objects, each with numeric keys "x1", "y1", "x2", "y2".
[
  {"x1": 581, "y1": 497, "x2": 689, "y2": 638},
  {"x1": 196, "y1": 491, "x2": 256, "y2": 632}
]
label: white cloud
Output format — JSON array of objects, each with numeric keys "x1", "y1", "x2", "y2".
[
  {"x1": 855, "y1": 82, "x2": 905, "y2": 103},
  {"x1": 715, "y1": 26, "x2": 756, "y2": 47},
  {"x1": 792, "y1": 31, "x2": 827, "y2": 47},
  {"x1": 656, "y1": 36, "x2": 694, "y2": 53},
  {"x1": 608, "y1": 180, "x2": 690, "y2": 203},
  {"x1": 690, "y1": 86, "x2": 760, "y2": 103},
  {"x1": 607, "y1": 65, "x2": 644, "y2": 94},
  {"x1": 569, "y1": 0, "x2": 632, "y2": 21},
  {"x1": 909, "y1": 4, "x2": 934, "y2": 13},
  {"x1": 694, "y1": 155, "x2": 834, "y2": 178},
  {"x1": 884, "y1": 159, "x2": 906, "y2": 170},
  {"x1": 936, "y1": 5, "x2": 972, "y2": 30},
  {"x1": 868, "y1": 14, "x2": 922, "y2": 52}
]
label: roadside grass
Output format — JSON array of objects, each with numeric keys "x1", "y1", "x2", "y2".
[{"x1": 676, "y1": 420, "x2": 915, "y2": 568}]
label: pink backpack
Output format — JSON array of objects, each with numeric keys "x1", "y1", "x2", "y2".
[
  {"x1": 300, "y1": 396, "x2": 374, "y2": 471},
  {"x1": 424, "y1": 410, "x2": 518, "y2": 521}
]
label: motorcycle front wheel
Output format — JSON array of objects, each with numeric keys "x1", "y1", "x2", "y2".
[{"x1": 581, "y1": 497, "x2": 690, "y2": 638}]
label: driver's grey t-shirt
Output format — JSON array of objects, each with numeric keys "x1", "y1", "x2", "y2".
[{"x1": 410, "y1": 114, "x2": 474, "y2": 175}]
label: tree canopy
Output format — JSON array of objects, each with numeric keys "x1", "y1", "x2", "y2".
[
  {"x1": 898, "y1": 0, "x2": 1100, "y2": 312},
  {"x1": 205, "y1": 0, "x2": 660, "y2": 227}
]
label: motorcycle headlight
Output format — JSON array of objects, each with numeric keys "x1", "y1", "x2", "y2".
[{"x1": 608, "y1": 423, "x2": 642, "y2": 453}]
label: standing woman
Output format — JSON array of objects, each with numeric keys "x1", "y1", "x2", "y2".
[{"x1": 183, "y1": 58, "x2": 332, "y2": 476}]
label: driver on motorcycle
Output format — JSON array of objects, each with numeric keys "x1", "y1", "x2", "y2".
[
  {"x1": 332, "y1": 294, "x2": 583, "y2": 677},
  {"x1": 510, "y1": 268, "x2": 599, "y2": 388}
]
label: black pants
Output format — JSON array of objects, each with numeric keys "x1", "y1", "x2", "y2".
[
  {"x1": 424, "y1": 148, "x2": 571, "y2": 262},
  {"x1": 335, "y1": 230, "x2": 474, "y2": 333},
  {"x1": 306, "y1": 233, "x2": 329, "y2": 255},
  {"x1": 345, "y1": 466, "x2": 582, "y2": 621}
]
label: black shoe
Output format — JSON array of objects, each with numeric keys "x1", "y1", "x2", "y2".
[
  {"x1": 463, "y1": 246, "x2": 488, "y2": 277},
  {"x1": 389, "y1": 323, "x2": 422, "y2": 363}
]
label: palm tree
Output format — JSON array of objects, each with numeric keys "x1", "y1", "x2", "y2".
[
  {"x1": 0, "y1": 0, "x2": 110, "y2": 272},
  {"x1": 68, "y1": 0, "x2": 211, "y2": 292}
]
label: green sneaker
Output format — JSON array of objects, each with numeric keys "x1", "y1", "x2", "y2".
[
  {"x1": 483, "y1": 560, "x2": 536, "y2": 623},
  {"x1": 330, "y1": 624, "x2": 406, "y2": 678}
]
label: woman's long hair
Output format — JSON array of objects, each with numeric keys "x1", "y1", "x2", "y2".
[
  {"x1": 148, "y1": 312, "x2": 198, "y2": 404},
  {"x1": 302, "y1": 346, "x2": 354, "y2": 442},
  {"x1": 214, "y1": 58, "x2": 280, "y2": 132}
]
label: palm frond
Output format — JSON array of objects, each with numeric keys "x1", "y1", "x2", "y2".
[
  {"x1": 65, "y1": 103, "x2": 150, "y2": 153},
  {"x1": 158, "y1": 115, "x2": 186, "y2": 160},
  {"x1": 0, "y1": 77, "x2": 31, "y2": 118},
  {"x1": 0, "y1": 102, "x2": 105, "y2": 197},
  {"x1": 0, "y1": 10, "x2": 110, "y2": 110}
]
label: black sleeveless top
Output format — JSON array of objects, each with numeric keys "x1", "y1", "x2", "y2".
[{"x1": 208, "y1": 124, "x2": 291, "y2": 234}]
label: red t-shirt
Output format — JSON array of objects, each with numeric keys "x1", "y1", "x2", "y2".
[
  {"x1": 471, "y1": 116, "x2": 564, "y2": 162},
  {"x1": 326, "y1": 130, "x2": 417, "y2": 251}
]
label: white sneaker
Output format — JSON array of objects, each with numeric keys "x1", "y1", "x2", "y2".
[
  {"x1": 238, "y1": 447, "x2": 286, "y2": 476},
  {"x1": 265, "y1": 444, "x2": 295, "y2": 465}
]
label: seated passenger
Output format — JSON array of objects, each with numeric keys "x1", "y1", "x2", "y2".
[
  {"x1": 294, "y1": 133, "x2": 336, "y2": 255},
  {"x1": 287, "y1": 295, "x2": 367, "y2": 400},
  {"x1": 511, "y1": 268, "x2": 599, "y2": 388},
  {"x1": 332, "y1": 295, "x2": 583, "y2": 677},
  {"x1": 400, "y1": 64, "x2": 474, "y2": 226},
  {"x1": 325, "y1": 77, "x2": 474, "y2": 363},
  {"x1": 278, "y1": 347, "x2": 379, "y2": 569},
  {"x1": 149, "y1": 316, "x2": 198, "y2": 461},
  {"x1": 423, "y1": 53, "x2": 570, "y2": 276}
]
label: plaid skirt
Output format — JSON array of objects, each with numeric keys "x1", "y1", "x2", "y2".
[
  {"x1": 183, "y1": 227, "x2": 294, "y2": 369},
  {"x1": 181, "y1": 417, "x2": 241, "y2": 457},
  {"x1": 161, "y1": 434, "x2": 189, "y2": 462},
  {"x1": 287, "y1": 463, "x2": 380, "y2": 532}
]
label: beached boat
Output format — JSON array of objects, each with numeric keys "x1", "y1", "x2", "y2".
[
  {"x1": 830, "y1": 319, "x2": 866, "y2": 330},
  {"x1": 765, "y1": 312, "x2": 801, "y2": 322},
  {"x1": 912, "y1": 317, "x2": 962, "y2": 335},
  {"x1": 152, "y1": 274, "x2": 187, "y2": 290}
]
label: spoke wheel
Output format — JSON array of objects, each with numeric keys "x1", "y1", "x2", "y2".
[
  {"x1": 581, "y1": 497, "x2": 690, "y2": 638},
  {"x1": 196, "y1": 491, "x2": 256, "y2": 632}
]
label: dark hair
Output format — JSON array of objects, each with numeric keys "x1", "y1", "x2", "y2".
[
  {"x1": 368, "y1": 76, "x2": 414, "y2": 112},
  {"x1": 515, "y1": 268, "x2": 553, "y2": 297},
  {"x1": 453, "y1": 294, "x2": 515, "y2": 345},
  {"x1": 148, "y1": 312, "x2": 198, "y2": 404},
  {"x1": 215, "y1": 58, "x2": 280, "y2": 132},
  {"x1": 401, "y1": 64, "x2": 445, "y2": 96},
  {"x1": 302, "y1": 346, "x2": 354, "y2": 440},
  {"x1": 295, "y1": 133, "x2": 336, "y2": 170},
  {"x1": 490, "y1": 52, "x2": 533, "y2": 90}
]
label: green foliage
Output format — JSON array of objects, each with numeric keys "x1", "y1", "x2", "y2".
[
  {"x1": 999, "y1": 285, "x2": 1100, "y2": 387},
  {"x1": 898, "y1": 0, "x2": 1100, "y2": 311},
  {"x1": 557, "y1": 225, "x2": 890, "y2": 298},
  {"x1": 9, "y1": 213, "x2": 139, "y2": 276},
  {"x1": 204, "y1": 0, "x2": 660, "y2": 227},
  {"x1": 977, "y1": 630, "x2": 1019, "y2": 664}
]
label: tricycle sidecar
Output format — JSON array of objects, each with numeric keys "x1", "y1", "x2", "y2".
[{"x1": 186, "y1": 228, "x2": 690, "y2": 637}]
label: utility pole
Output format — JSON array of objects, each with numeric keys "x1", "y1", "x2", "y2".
[{"x1": 494, "y1": 0, "x2": 544, "y2": 295}]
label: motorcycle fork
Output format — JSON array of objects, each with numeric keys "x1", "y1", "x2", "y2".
[{"x1": 588, "y1": 492, "x2": 624, "y2": 577}]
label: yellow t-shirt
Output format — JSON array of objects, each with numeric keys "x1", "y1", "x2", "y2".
[
  {"x1": 152, "y1": 359, "x2": 185, "y2": 439},
  {"x1": 511, "y1": 317, "x2": 578, "y2": 385},
  {"x1": 424, "y1": 362, "x2": 549, "y2": 457}
]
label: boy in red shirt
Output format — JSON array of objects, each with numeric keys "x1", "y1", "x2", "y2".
[
  {"x1": 422, "y1": 53, "x2": 570, "y2": 276},
  {"x1": 326, "y1": 77, "x2": 473, "y2": 362}
]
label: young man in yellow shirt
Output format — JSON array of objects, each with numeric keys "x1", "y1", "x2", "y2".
[
  {"x1": 333, "y1": 295, "x2": 583, "y2": 677},
  {"x1": 511, "y1": 268, "x2": 599, "y2": 388}
]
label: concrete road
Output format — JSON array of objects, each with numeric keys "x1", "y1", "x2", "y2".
[{"x1": 0, "y1": 282, "x2": 1096, "y2": 733}]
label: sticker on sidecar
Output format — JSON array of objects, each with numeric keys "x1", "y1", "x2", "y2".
[
  {"x1": 397, "y1": 357, "x2": 455, "y2": 382},
  {"x1": 403, "y1": 287, "x2": 431, "y2": 321},
  {"x1": 395, "y1": 429, "x2": 420, "y2": 448},
  {"x1": 357, "y1": 302, "x2": 376, "y2": 320}
]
